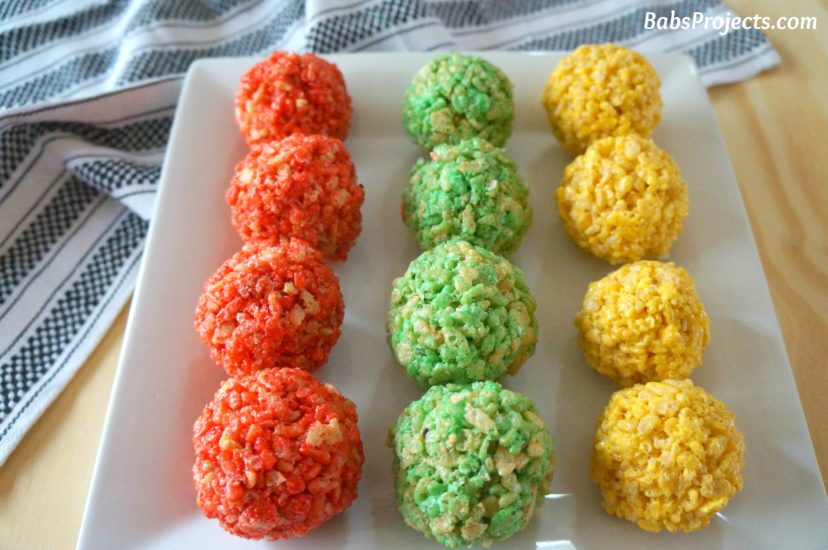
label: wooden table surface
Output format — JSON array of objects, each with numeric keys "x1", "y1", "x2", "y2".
[{"x1": 1, "y1": 2, "x2": 826, "y2": 547}]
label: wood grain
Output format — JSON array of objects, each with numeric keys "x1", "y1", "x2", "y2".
[
  {"x1": 1, "y1": 3, "x2": 826, "y2": 546},
  {"x1": 709, "y1": 0, "x2": 828, "y2": 490}
]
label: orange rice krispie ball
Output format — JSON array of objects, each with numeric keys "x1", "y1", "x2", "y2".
[
  {"x1": 556, "y1": 134, "x2": 688, "y2": 264},
  {"x1": 193, "y1": 368, "x2": 364, "y2": 540},
  {"x1": 542, "y1": 43, "x2": 662, "y2": 154},
  {"x1": 235, "y1": 51, "x2": 352, "y2": 145},
  {"x1": 576, "y1": 261, "x2": 709, "y2": 386},
  {"x1": 194, "y1": 240, "x2": 344, "y2": 376},
  {"x1": 226, "y1": 134, "x2": 364, "y2": 262},
  {"x1": 591, "y1": 379, "x2": 745, "y2": 533}
]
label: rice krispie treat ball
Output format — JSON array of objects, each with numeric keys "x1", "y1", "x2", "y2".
[
  {"x1": 403, "y1": 138, "x2": 531, "y2": 255},
  {"x1": 591, "y1": 379, "x2": 745, "y2": 533},
  {"x1": 542, "y1": 43, "x2": 662, "y2": 154},
  {"x1": 557, "y1": 134, "x2": 689, "y2": 264},
  {"x1": 236, "y1": 51, "x2": 352, "y2": 145},
  {"x1": 392, "y1": 381, "x2": 555, "y2": 547},
  {"x1": 403, "y1": 52, "x2": 514, "y2": 149},
  {"x1": 194, "y1": 240, "x2": 343, "y2": 376},
  {"x1": 388, "y1": 240, "x2": 537, "y2": 387},
  {"x1": 193, "y1": 368, "x2": 364, "y2": 540},
  {"x1": 576, "y1": 261, "x2": 709, "y2": 386},
  {"x1": 226, "y1": 134, "x2": 364, "y2": 261}
]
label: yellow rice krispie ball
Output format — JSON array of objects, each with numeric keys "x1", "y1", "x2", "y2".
[
  {"x1": 576, "y1": 261, "x2": 709, "y2": 386},
  {"x1": 591, "y1": 379, "x2": 745, "y2": 533},
  {"x1": 557, "y1": 134, "x2": 688, "y2": 264},
  {"x1": 542, "y1": 43, "x2": 662, "y2": 154}
]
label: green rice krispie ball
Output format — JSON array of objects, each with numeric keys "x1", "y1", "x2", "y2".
[
  {"x1": 387, "y1": 240, "x2": 537, "y2": 387},
  {"x1": 391, "y1": 381, "x2": 555, "y2": 547},
  {"x1": 403, "y1": 138, "x2": 531, "y2": 255},
  {"x1": 403, "y1": 53, "x2": 514, "y2": 149}
]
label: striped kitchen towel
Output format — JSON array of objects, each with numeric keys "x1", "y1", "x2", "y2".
[{"x1": 0, "y1": 0, "x2": 780, "y2": 466}]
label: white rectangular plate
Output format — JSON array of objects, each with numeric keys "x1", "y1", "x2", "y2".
[{"x1": 78, "y1": 53, "x2": 828, "y2": 549}]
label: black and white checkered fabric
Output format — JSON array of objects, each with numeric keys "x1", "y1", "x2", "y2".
[{"x1": 0, "y1": 0, "x2": 779, "y2": 465}]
